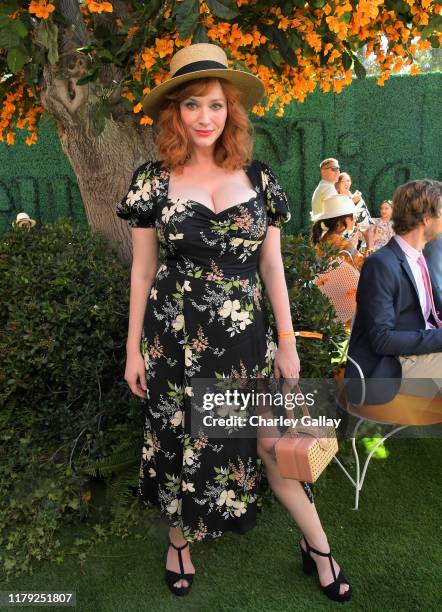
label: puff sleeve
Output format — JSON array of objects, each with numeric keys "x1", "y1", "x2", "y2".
[
  {"x1": 116, "y1": 160, "x2": 161, "y2": 228},
  {"x1": 259, "y1": 161, "x2": 292, "y2": 228}
]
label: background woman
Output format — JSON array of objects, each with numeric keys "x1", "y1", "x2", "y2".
[
  {"x1": 312, "y1": 194, "x2": 364, "y2": 269},
  {"x1": 336, "y1": 171, "x2": 374, "y2": 250},
  {"x1": 116, "y1": 43, "x2": 351, "y2": 602},
  {"x1": 367, "y1": 199, "x2": 395, "y2": 250}
]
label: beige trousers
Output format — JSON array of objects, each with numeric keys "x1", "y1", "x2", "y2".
[{"x1": 398, "y1": 353, "x2": 442, "y2": 397}]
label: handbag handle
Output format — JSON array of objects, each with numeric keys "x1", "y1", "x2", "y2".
[
  {"x1": 280, "y1": 381, "x2": 311, "y2": 419},
  {"x1": 281, "y1": 382, "x2": 334, "y2": 449}
]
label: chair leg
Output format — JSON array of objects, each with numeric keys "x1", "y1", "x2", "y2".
[
  {"x1": 352, "y1": 419, "x2": 364, "y2": 510},
  {"x1": 333, "y1": 418, "x2": 408, "y2": 510},
  {"x1": 357, "y1": 425, "x2": 408, "y2": 499}
]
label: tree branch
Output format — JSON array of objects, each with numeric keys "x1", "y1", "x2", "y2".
[
  {"x1": 40, "y1": 63, "x2": 89, "y2": 125},
  {"x1": 58, "y1": 0, "x2": 90, "y2": 46}
]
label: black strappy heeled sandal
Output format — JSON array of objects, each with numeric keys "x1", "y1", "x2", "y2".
[
  {"x1": 165, "y1": 538, "x2": 194, "y2": 597},
  {"x1": 299, "y1": 537, "x2": 352, "y2": 603}
]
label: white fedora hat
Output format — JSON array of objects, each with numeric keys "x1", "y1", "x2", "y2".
[
  {"x1": 142, "y1": 43, "x2": 265, "y2": 120},
  {"x1": 12, "y1": 212, "x2": 36, "y2": 227},
  {"x1": 312, "y1": 195, "x2": 363, "y2": 222}
]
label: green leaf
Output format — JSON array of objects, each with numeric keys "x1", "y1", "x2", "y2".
[
  {"x1": 4, "y1": 558, "x2": 15, "y2": 571},
  {"x1": 392, "y1": 0, "x2": 411, "y2": 14},
  {"x1": 342, "y1": 52, "x2": 352, "y2": 71},
  {"x1": 90, "y1": 101, "x2": 111, "y2": 137},
  {"x1": 206, "y1": 0, "x2": 239, "y2": 20},
  {"x1": 266, "y1": 26, "x2": 297, "y2": 65},
  {"x1": 97, "y1": 47, "x2": 114, "y2": 61},
  {"x1": 77, "y1": 67, "x2": 99, "y2": 86},
  {"x1": 0, "y1": 14, "x2": 10, "y2": 28},
  {"x1": 35, "y1": 19, "x2": 58, "y2": 64},
  {"x1": 353, "y1": 56, "x2": 366, "y2": 79},
  {"x1": 428, "y1": 35, "x2": 440, "y2": 49},
  {"x1": 0, "y1": 27, "x2": 20, "y2": 49},
  {"x1": 257, "y1": 47, "x2": 274, "y2": 70},
  {"x1": 11, "y1": 18, "x2": 27, "y2": 38},
  {"x1": 288, "y1": 31, "x2": 302, "y2": 51},
  {"x1": 421, "y1": 15, "x2": 442, "y2": 38},
  {"x1": 7, "y1": 46, "x2": 27, "y2": 73},
  {"x1": 144, "y1": 0, "x2": 162, "y2": 20},
  {"x1": 193, "y1": 23, "x2": 209, "y2": 44},
  {"x1": 77, "y1": 45, "x2": 96, "y2": 55},
  {"x1": 0, "y1": 0, "x2": 18, "y2": 15},
  {"x1": 269, "y1": 48, "x2": 283, "y2": 67},
  {"x1": 176, "y1": 0, "x2": 199, "y2": 40}
]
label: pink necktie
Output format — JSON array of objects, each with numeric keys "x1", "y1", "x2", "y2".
[{"x1": 417, "y1": 254, "x2": 442, "y2": 329}]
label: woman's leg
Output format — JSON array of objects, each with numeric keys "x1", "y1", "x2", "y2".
[
  {"x1": 258, "y1": 438, "x2": 349, "y2": 595},
  {"x1": 167, "y1": 526, "x2": 195, "y2": 589}
]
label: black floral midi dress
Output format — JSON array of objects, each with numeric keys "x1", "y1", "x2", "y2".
[{"x1": 116, "y1": 159, "x2": 313, "y2": 542}]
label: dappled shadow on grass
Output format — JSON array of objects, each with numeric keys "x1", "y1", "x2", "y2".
[{"x1": 3, "y1": 439, "x2": 440, "y2": 612}]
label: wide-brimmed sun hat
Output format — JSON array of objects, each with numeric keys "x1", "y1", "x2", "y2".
[
  {"x1": 142, "y1": 43, "x2": 266, "y2": 120},
  {"x1": 12, "y1": 212, "x2": 36, "y2": 227},
  {"x1": 312, "y1": 195, "x2": 363, "y2": 222}
]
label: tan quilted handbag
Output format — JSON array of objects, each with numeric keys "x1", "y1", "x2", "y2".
[{"x1": 274, "y1": 386, "x2": 338, "y2": 483}]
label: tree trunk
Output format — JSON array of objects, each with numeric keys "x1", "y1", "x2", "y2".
[
  {"x1": 38, "y1": 1, "x2": 156, "y2": 262},
  {"x1": 58, "y1": 113, "x2": 156, "y2": 263}
]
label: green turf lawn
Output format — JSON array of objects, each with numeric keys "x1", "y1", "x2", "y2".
[{"x1": 2, "y1": 438, "x2": 440, "y2": 612}]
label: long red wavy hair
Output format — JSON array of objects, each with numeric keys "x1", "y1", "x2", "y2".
[{"x1": 156, "y1": 77, "x2": 253, "y2": 171}]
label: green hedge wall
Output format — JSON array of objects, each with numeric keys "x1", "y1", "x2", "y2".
[{"x1": 1, "y1": 73, "x2": 441, "y2": 235}]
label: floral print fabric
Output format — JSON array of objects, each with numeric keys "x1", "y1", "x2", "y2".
[
  {"x1": 366, "y1": 218, "x2": 395, "y2": 251},
  {"x1": 116, "y1": 159, "x2": 313, "y2": 542},
  {"x1": 317, "y1": 233, "x2": 366, "y2": 271}
]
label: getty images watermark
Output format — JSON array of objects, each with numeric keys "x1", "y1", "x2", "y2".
[
  {"x1": 200, "y1": 387, "x2": 341, "y2": 430},
  {"x1": 188, "y1": 377, "x2": 442, "y2": 439},
  {"x1": 189, "y1": 378, "x2": 343, "y2": 439}
]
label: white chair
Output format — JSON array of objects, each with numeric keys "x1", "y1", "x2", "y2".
[{"x1": 331, "y1": 344, "x2": 442, "y2": 509}]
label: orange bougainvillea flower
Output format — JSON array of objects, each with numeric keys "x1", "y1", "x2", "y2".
[
  {"x1": 25, "y1": 132, "x2": 38, "y2": 146},
  {"x1": 141, "y1": 48, "x2": 156, "y2": 70},
  {"x1": 83, "y1": 0, "x2": 113, "y2": 14},
  {"x1": 121, "y1": 91, "x2": 135, "y2": 102},
  {"x1": 28, "y1": 1, "x2": 55, "y2": 19},
  {"x1": 155, "y1": 38, "x2": 174, "y2": 59},
  {"x1": 3, "y1": 0, "x2": 441, "y2": 140}
]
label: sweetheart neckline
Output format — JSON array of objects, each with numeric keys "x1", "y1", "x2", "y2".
[
  {"x1": 165, "y1": 164, "x2": 259, "y2": 217},
  {"x1": 166, "y1": 195, "x2": 259, "y2": 217}
]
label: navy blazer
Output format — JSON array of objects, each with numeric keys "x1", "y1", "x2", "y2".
[{"x1": 345, "y1": 237, "x2": 442, "y2": 404}]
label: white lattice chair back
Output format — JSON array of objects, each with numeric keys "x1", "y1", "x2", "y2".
[{"x1": 315, "y1": 260, "x2": 360, "y2": 325}]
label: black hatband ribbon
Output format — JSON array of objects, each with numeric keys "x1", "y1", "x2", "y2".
[{"x1": 173, "y1": 60, "x2": 227, "y2": 78}]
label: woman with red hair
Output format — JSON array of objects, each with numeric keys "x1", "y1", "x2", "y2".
[{"x1": 116, "y1": 43, "x2": 351, "y2": 602}]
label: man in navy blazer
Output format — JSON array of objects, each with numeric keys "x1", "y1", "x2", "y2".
[{"x1": 346, "y1": 179, "x2": 442, "y2": 404}]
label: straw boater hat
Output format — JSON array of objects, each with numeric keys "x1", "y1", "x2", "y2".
[
  {"x1": 12, "y1": 212, "x2": 36, "y2": 227},
  {"x1": 142, "y1": 43, "x2": 266, "y2": 120},
  {"x1": 312, "y1": 195, "x2": 363, "y2": 222}
]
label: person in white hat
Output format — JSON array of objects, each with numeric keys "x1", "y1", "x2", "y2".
[
  {"x1": 116, "y1": 43, "x2": 351, "y2": 601},
  {"x1": 311, "y1": 194, "x2": 365, "y2": 269},
  {"x1": 12, "y1": 212, "x2": 36, "y2": 229}
]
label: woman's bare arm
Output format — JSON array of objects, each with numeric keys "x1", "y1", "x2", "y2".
[
  {"x1": 124, "y1": 228, "x2": 159, "y2": 397},
  {"x1": 258, "y1": 227, "x2": 299, "y2": 378}
]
